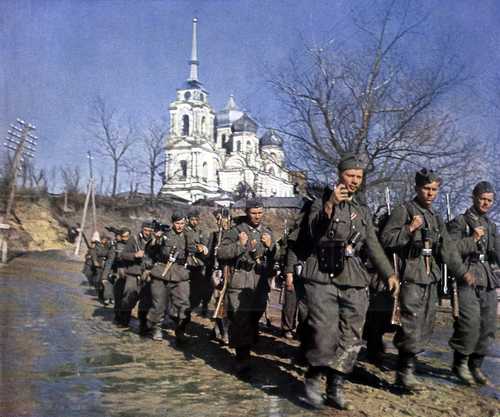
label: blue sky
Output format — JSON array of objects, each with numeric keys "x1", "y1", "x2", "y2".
[{"x1": 1, "y1": 0, "x2": 499, "y2": 191}]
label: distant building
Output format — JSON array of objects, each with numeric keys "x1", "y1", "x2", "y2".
[{"x1": 160, "y1": 18, "x2": 295, "y2": 203}]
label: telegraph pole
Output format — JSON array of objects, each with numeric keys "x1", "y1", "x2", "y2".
[
  {"x1": 1, "y1": 119, "x2": 38, "y2": 263},
  {"x1": 3, "y1": 118, "x2": 38, "y2": 221},
  {"x1": 74, "y1": 151, "x2": 98, "y2": 255}
]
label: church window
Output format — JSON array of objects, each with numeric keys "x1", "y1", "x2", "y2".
[
  {"x1": 201, "y1": 117, "x2": 206, "y2": 135},
  {"x1": 246, "y1": 140, "x2": 251, "y2": 153},
  {"x1": 237, "y1": 141, "x2": 241, "y2": 152},
  {"x1": 200, "y1": 93, "x2": 205, "y2": 102},
  {"x1": 184, "y1": 91, "x2": 191, "y2": 101},
  {"x1": 180, "y1": 160, "x2": 188, "y2": 178},
  {"x1": 182, "y1": 115, "x2": 190, "y2": 136},
  {"x1": 222, "y1": 134, "x2": 226, "y2": 144},
  {"x1": 202, "y1": 162, "x2": 208, "y2": 182}
]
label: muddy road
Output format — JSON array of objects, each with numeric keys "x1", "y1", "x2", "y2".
[{"x1": 1, "y1": 251, "x2": 499, "y2": 417}]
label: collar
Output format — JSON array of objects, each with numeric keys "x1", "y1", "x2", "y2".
[{"x1": 412, "y1": 197, "x2": 435, "y2": 215}]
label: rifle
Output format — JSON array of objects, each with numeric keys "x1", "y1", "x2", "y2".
[
  {"x1": 385, "y1": 187, "x2": 401, "y2": 327},
  {"x1": 213, "y1": 264, "x2": 232, "y2": 319},
  {"x1": 161, "y1": 246, "x2": 178, "y2": 278},
  {"x1": 81, "y1": 231, "x2": 91, "y2": 249},
  {"x1": 445, "y1": 194, "x2": 459, "y2": 319}
]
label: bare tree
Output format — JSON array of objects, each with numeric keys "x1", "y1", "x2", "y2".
[
  {"x1": 60, "y1": 166, "x2": 82, "y2": 194},
  {"x1": 87, "y1": 96, "x2": 135, "y2": 197},
  {"x1": 141, "y1": 120, "x2": 167, "y2": 203},
  {"x1": 269, "y1": 1, "x2": 472, "y2": 205}
]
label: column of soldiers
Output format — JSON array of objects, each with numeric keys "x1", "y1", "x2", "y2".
[{"x1": 80, "y1": 155, "x2": 498, "y2": 412}]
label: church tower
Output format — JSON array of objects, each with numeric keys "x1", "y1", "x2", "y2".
[{"x1": 161, "y1": 18, "x2": 222, "y2": 201}]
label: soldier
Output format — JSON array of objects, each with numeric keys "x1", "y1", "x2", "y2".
[
  {"x1": 380, "y1": 169, "x2": 475, "y2": 391},
  {"x1": 185, "y1": 209, "x2": 210, "y2": 316},
  {"x1": 446, "y1": 181, "x2": 498, "y2": 386},
  {"x1": 296, "y1": 154, "x2": 398, "y2": 410},
  {"x1": 217, "y1": 198, "x2": 276, "y2": 374},
  {"x1": 111, "y1": 228, "x2": 131, "y2": 323},
  {"x1": 158, "y1": 211, "x2": 197, "y2": 344},
  {"x1": 114, "y1": 221, "x2": 154, "y2": 332}
]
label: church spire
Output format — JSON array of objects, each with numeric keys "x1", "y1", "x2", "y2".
[{"x1": 188, "y1": 18, "x2": 199, "y2": 83}]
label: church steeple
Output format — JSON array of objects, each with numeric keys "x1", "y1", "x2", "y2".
[{"x1": 188, "y1": 18, "x2": 199, "y2": 83}]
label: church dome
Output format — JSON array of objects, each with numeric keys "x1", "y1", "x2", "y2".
[
  {"x1": 231, "y1": 113, "x2": 258, "y2": 134},
  {"x1": 260, "y1": 129, "x2": 283, "y2": 147},
  {"x1": 216, "y1": 95, "x2": 244, "y2": 128}
]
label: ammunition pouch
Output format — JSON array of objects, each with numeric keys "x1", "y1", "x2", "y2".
[{"x1": 317, "y1": 239, "x2": 345, "y2": 274}]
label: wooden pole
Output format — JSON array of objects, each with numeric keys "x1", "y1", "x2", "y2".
[{"x1": 74, "y1": 181, "x2": 92, "y2": 255}]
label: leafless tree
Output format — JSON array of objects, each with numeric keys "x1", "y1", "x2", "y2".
[
  {"x1": 60, "y1": 166, "x2": 82, "y2": 194},
  {"x1": 140, "y1": 120, "x2": 167, "y2": 203},
  {"x1": 86, "y1": 96, "x2": 135, "y2": 197},
  {"x1": 269, "y1": 0, "x2": 473, "y2": 205}
]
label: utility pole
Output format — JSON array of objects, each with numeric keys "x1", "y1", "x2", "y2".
[
  {"x1": 74, "y1": 151, "x2": 98, "y2": 256},
  {"x1": 3, "y1": 119, "x2": 38, "y2": 221},
  {"x1": 1, "y1": 119, "x2": 38, "y2": 263}
]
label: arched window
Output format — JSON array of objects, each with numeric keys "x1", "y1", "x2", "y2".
[
  {"x1": 222, "y1": 134, "x2": 226, "y2": 144},
  {"x1": 184, "y1": 91, "x2": 191, "y2": 101},
  {"x1": 202, "y1": 162, "x2": 208, "y2": 182},
  {"x1": 246, "y1": 140, "x2": 252, "y2": 152},
  {"x1": 182, "y1": 115, "x2": 189, "y2": 136},
  {"x1": 201, "y1": 117, "x2": 206, "y2": 135},
  {"x1": 180, "y1": 160, "x2": 188, "y2": 178},
  {"x1": 237, "y1": 141, "x2": 241, "y2": 152}
]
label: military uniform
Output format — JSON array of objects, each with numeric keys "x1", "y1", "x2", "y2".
[
  {"x1": 301, "y1": 195, "x2": 393, "y2": 374},
  {"x1": 92, "y1": 240, "x2": 111, "y2": 303},
  {"x1": 217, "y1": 214, "x2": 275, "y2": 363},
  {"x1": 447, "y1": 193, "x2": 499, "y2": 383},
  {"x1": 185, "y1": 221, "x2": 210, "y2": 314},
  {"x1": 115, "y1": 231, "x2": 152, "y2": 327},
  {"x1": 152, "y1": 226, "x2": 196, "y2": 341},
  {"x1": 109, "y1": 238, "x2": 128, "y2": 321}
]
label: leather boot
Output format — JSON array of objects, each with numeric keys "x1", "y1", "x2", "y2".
[
  {"x1": 326, "y1": 370, "x2": 352, "y2": 410},
  {"x1": 114, "y1": 311, "x2": 130, "y2": 328},
  {"x1": 175, "y1": 318, "x2": 190, "y2": 345},
  {"x1": 469, "y1": 354, "x2": 491, "y2": 386},
  {"x1": 235, "y1": 347, "x2": 251, "y2": 375},
  {"x1": 138, "y1": 312, "x2": 150, "y2": 336},
  {"x1": 452, "y1": 351, "x2": 475, "y2": 385},
  {"x1": 300, "y1": 367, "x2": 324, "y2": 409},
  {"x1": 152, "y1": 326, "x2": 163, "y2": 341},
  {"x1": 396, "y1": 353, "x2": 424, "y2": 391}
]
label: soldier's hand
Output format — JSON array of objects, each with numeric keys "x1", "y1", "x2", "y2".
[
  {"x1": 261, "y1": 233, "x2": 272, "y2": 248},
  {"x1": 387, "y1": 274, "x2": 400, "y2": 295},
  {"x1": 135, "y1": 250, "x2": 144, "y2": 258},
  {"x1": 285, "y1": 272, "x2": 294, "y2": 291},
  {"x1": 239, "y1": 231, "x2": 249, "y2": 247},
  {"x1": 473, "y1": 227, "x2": 486, "y2": 242},
  {"x1": 250, "y1": 239, "x2": 257, "y2": 251},
  {"x1": 408, "y1": 215, "x2": 424, "y2": 233},
  {"x1": 463, "y1": 271, "x2": 476, "y2": 287},
  {"x1": 196, "y1": 243, "x2": 209, "y2": 255}
]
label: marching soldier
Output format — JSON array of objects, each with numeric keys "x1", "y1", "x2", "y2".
[
  {"x1": 217, "y1": 198, "x2": 276, "y2": 374},
  {"x1": 159, "y1": 211, "x2": 198, "y2": 344},
  {"x1": 447, "y1": 181, "x2": 499, "y2": 386},
  {"x1": 297, "y1": 154, "x2": 398, "y2": 410},
  {"x1": 380, "y1": 169, "x2": 475, "y2": 391},
  {"x1": 185, "y1": 209, "x2": 210, "y2": 316},
  {"x1": 111, "y1": 228, "x2": 131, "y2": 323},
  {"x1": 114, "y1": 221, "x2": 154, "y2": 332}
]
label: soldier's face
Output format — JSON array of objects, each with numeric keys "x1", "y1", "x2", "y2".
[
  {"x1": 120, "y1": 232, "x2": 130, "y2": 242},
  {"x1": 474, "y1": 192, "x2": 494, "y2": 215},
  {"x1": 247, "y1": 207, "x2": 264, "y2": 227},
  {"x1": 415, "y1": 181, "x2": 440, "y2": 208},
  {"x1": 173, "y1": 219, "x2": 185, "y2": 233},
  {"x1": 189, "y1": 217, "x2": 199, "y2": 227},
  {"x1": 339, "y1": 169, "x2": 364, "y2": 194},
  {"x1": 142, "y1": 227, "x2": 153, "y2": 238}
]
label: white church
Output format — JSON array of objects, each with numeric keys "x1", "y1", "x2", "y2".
[{"x1": 160, "y1": 18, "x2": 295, "y2": 203}]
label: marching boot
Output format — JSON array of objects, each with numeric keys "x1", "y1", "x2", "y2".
[
  {"x1": 452, "y1": 351, "x2": 475, "y2": 385},
  {"x1": 396, "y1": 353, "x2": 424, "y2": 391},
  {"x1": 469, "y1": 354, "x2": 491, "y2": 386},
  {"x1": 300, "y1": 367, "x2": 325, "y2": 409},
  {"x1": 138, "y1": 311, "x2": 150, "y2": 336},
  {"x1": 152, "y1": 325, "x2": 163, "y2": 341},
  {"x1": 235, "y1": 347, "x2": 251, "y2": 375},
  {"x1": 174, "y1": 318, "x2": 190, "y2": 345},
  {"x1": 114, "y1": 310, "x2": 130, "y2": 328},
  {"x1": 326, "y1": 370, "x2": 352, "y2": 410}
]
